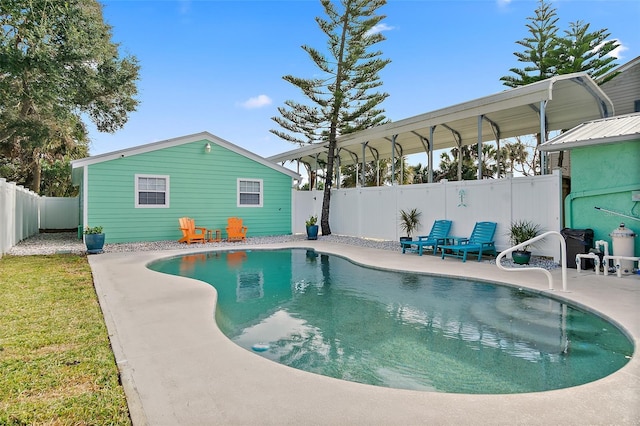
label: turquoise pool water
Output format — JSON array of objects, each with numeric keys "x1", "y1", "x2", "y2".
[{"x1": 149, "y1": 248, "x2": 633, "y2": 394}]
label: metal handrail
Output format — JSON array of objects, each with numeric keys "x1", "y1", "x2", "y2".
[{"x1": 496, "y1": 231, "x2": 568, "y2": 291}]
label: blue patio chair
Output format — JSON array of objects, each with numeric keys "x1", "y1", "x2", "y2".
[
  {"x1": 401, "y1": 220, "x2": 452, "y2": 256},
  {"x1": 439, "y1": 221, "x2": 497, "y2": 262}
]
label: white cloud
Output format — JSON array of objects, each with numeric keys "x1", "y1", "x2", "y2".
[
  {"x1": 608, "y1": 39, "x2": 628, "y2": 59},
  {"x1": 496, "y1": 0, "x2": 512, "y2": 7},
  {"x1": 239, "y1": 94, "x2": 272, "y2": 109},
  {"x1": 593, "y1": 39, "x2": 628, "y2": 60},
  {"x1": 365, "y1": 23, "x2": 394, "y2": 37}
]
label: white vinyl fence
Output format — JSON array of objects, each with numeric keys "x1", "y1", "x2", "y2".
[
  {"x1": 2, "y1": 172, "x2": 562, "y2": 259},
  {"x1": 293, "y1": 171, "x2": 563, "y2": 260},
  {"x1": 0, "y1": 178, "x2": 40, "y2": 257},
  {"x1": 0, "y1": 178, "x2": 79, "y2": 257},
  {"x1": 39, "y1": 196, "x2": 80, "y2": 230}
]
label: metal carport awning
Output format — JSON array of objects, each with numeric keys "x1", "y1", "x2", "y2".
[{"x1": 268, "y1": 72, "x2": 614, "y2": 184}]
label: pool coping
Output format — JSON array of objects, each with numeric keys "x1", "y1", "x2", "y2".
[{"x1": 88, "y1": 240, "x2": 640, "y2": 425}]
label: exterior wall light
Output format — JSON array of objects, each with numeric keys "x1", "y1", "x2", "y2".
[{"x1": 205, "y1": 142, "x2": 211, "y2": 153}]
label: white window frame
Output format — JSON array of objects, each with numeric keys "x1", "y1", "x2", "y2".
[
  {"x1": 135, "y1": 174, "x2": 170, "y2": 208},
  {"x1": 237, "y1": 178, "x2": 263, "y2": 207}
]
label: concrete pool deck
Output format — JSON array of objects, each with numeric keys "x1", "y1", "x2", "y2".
[{"x1": 88, "y1": 240, "x2": 640, "y2": 425}]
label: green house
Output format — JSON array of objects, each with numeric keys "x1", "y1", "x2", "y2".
[
  {"x1": 71, "y1": 132, "x2": 300, "y2": 243},
  {"x1": 540, "y1": 113, "x2": 640, "y2": 256}
]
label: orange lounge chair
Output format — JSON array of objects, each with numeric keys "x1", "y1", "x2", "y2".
[
  {"x1": 226, "y1": 217, "x2": 248, "y2": 242},
  {"x1": 178, "y1": 217, "x2": 207, "y2": 244}
]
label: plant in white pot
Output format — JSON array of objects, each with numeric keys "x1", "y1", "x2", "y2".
[
  {"x1": 399, "y1": 208, "x2": 421, "y2": 242},
  {"x1": 84, "y1": 226, "x2": 105, "y2": 254},
  {"x1": 507, "y1": 220, "x2": 541, "y2": 265}
]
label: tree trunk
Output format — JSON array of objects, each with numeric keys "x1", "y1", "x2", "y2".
[
  {"x1": 321, "y1": 130, "x2": 335, "y2": 235},
  {"x1": 320, "y1": 2, "x2": 352, "y2": 236},
  {"x1": 32, "y1": 155, "x2": 42, "y2": 194}
]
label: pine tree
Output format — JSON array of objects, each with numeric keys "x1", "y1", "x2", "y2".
[
  {"x1": 500, "y1": 0, "x2": 560, "y2": 88},
  {"x1": 500, "y1": 1, "x2": 620, "y2": 174},
  {"x1": 271, "y1": 0, "x2": 390, "y2": 235},
  {"x1": 555, "y1": 20, "x2": 620, "y2": 83}
]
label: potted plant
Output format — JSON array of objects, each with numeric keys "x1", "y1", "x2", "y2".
[
  {"x1": 84, "y1": 226, "x2": 105, "y2": 254},
  {"x1": 305, "y1": 215, "x2": 319, "y2": 240},
  {"x1": 399, "y1": 208, "x2": 421, "y2": 242},
  {"x1": 507, "y1": 220, "x2": 541, "y2": 265}
]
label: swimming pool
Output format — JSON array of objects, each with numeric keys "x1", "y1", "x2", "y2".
[{"x1": 149, "y1": 248, "x2": 633, "y2": 394}]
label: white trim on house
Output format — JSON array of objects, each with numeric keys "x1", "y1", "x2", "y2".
[
  {"x1": 134, "y1": 174, "x2": 170, "y2": 208},
  {"x1": 82, "y1": 166, "x2": 89, "y2": 234},
  {"x1": 71, "y1": 131, "x2": 300, "y2": 181},
  {"x1": 237, "y1": 178, "x2": 263, "y2": 208}
]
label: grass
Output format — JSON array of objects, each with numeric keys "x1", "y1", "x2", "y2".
[{"x1": 0, "y1": 255, "x2": 131, "y2": 425}]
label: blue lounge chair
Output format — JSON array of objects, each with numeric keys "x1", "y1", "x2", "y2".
[
  {"x1": 401, "y1": 220, "x2": 452, "y2": 256},
  {"x1": 439, "y1": 221, "x2": 497, "y2": 262}
]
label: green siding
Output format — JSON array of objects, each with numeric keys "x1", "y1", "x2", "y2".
[
  {"x1": 565, "y1": 140, "x2": 640, "y2": 256},
  {"x1": 84, "y1": 140, "x2": 293, "y2": 243}
]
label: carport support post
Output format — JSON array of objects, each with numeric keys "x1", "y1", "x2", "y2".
[
  {"x1": 361, "y1": 142, "x2": 367, "y2": 187},
  {"x1": 429, "y1": 126, "x2": 435, "y2": 183},
  {"x1": 477, "y1": 115, "x2": 483, "y2": 180},
  {"x1": 314, "y1": 153, "x2": 319, "y2": 190},
  {"x1": 391, "y1": 134, "x2": 397, "y2": 184},
  {"x1": 540, "y1": 100, "x2": 547, "y2": 175},
  {"x1": 335, "y1": 152, "x2": 341, "y2": 189}
]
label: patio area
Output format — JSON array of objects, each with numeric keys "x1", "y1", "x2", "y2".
[{"x1": 87, "y1": 239, "x2": 639, "y2": 425}]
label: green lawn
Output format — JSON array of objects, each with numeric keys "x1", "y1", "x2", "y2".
[{"x1": 0, "y1": 255, "x2": 131, "y2": 425}]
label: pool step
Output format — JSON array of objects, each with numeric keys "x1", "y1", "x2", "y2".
[
  {"x1": 469, "y1": 302, "x2": 569, "y2": 354},
  {"x1": 494, "y1": 297, "x2": 563, "y2": 328},
  {"x1": 493, "y1": 296, "x2": 605, "y2": 335}
]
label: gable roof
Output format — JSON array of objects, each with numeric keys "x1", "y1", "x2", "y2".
[
  {"x1": 599, "y1": 55, "x2": 640, "y2": 82},
  {"x1": 268, "y1": 72, "x2": 613, "y2": 167},
  {"x1": 539, "y1": 112, "x2": 640, "y2": 151},
  {"x1": 71, "y1": 131, "x2": 300, "y2": 179}
]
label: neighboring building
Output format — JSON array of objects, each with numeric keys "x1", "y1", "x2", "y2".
[
  {"x1": 599, "y1": 56, "x2": 640, "y2": 116},
  {"x1": 539, "y1": 113, "x2": 640, "y2": 257},
  {"x1": 71, "y1": 132, "x2": 300, "y2": 243},
  {"x1": 546, "y1": 57, "x2": 639, "y2": 177}
]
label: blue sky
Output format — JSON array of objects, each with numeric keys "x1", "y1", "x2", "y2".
[{"x1": 89, "y1": 0, "x2": 638, "y2": 162}]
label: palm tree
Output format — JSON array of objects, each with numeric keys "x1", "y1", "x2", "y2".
[
  {"x1": 503, "y1": 138, "x2": 538, "y2": 176},
  {"x1": 434, "y1": 146, "x2": 477, "y2": 181},
  {"x1": 408, "y1": 163, "x2": 429, "y2": 184}
]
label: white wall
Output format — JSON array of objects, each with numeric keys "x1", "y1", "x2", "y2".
[
  {"x1": 293, "y1": 171, "x2": 563, "y2": 260},
  {"x1": 39, "y1": 197, "x2": 79, "y2": 230}
]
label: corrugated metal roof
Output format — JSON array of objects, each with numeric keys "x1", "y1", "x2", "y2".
[{"x1": 539, "y1": 112, "x2": 640, "y2": 151}]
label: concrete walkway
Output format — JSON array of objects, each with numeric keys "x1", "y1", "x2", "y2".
[{"x1": 88, "y1": 240, "x2": 640, "y2": 425}]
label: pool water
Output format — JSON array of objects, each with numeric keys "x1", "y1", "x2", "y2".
[{"x1": 149, "y1": 249, "x2": 633, "y2": 394}]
